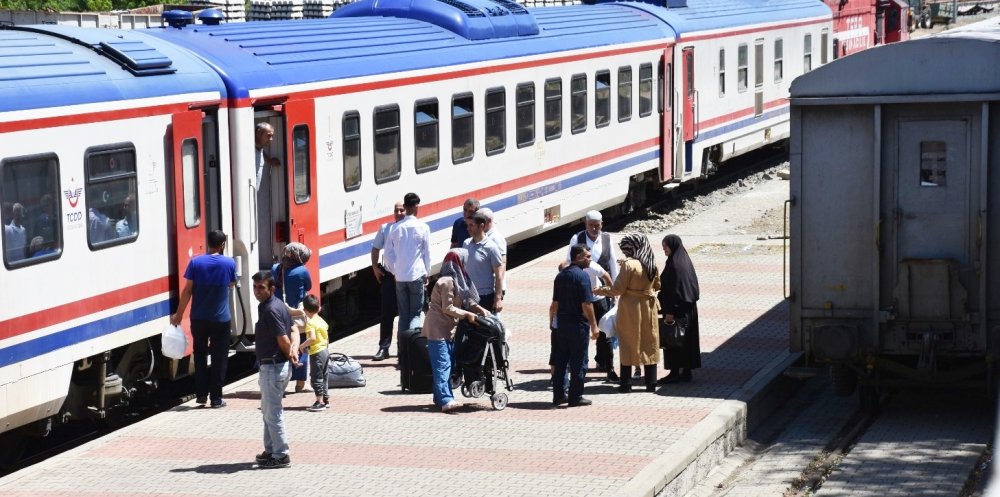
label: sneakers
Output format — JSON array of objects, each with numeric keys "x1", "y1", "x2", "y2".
[
  {"x1": 441, "y1": 401, "x2": 461, "y2": 413},
  {"x1": 254, "y1": 451, "x2": 272, "y2": 464},
  {"x1": 307, "y1": 401, "x2": 327, "y2": 412},
  {"x1": 210, "y1": 399, "x2": 227, "y2": 408},
  {"x1": 568, "y1": 397, "x2": 593, "y2": 407},
  {"x1": 258, "y1": 455, "x2": 290, "y2": 469}
]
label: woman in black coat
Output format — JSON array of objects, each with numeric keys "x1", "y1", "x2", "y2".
[{"x1": 657, "y1": 234, "x2": 701, "y2": 384}]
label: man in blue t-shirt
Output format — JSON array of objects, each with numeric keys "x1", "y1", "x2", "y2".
[
  {"x1": 449, "y1": 197, "x2": 478, "y2": 248},
  {"x1": 171, "y1": 230, "x2": 238, "y2": 408},
  {"x1": 549, "y1": 244, "x2": 600, "y2": 407}
]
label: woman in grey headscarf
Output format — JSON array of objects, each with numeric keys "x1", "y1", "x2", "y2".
[
  {"x1": 595, "y1": 233, "x2": 661, "y2": 393},
  {"x1": 422, "y1": 248, "x2": 487, "y2": 412}
]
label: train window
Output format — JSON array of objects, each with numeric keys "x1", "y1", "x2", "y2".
[
  {"x1": 718, "y1": 49, "x2": 725, "y2": 97},
  {"x1": 374, "y1": 105, "x2": 401, "y2": 183},
  {"x1": 804, "y1": 34, "x2": 812, "y2": 72},
  {"x1": 618, "y1": 66, "x2": 632, "y2": 122},
  {"x1": 920, "y1": 141, "x2": 948, "y2": 187},
  {"x1": 544, "y1": 78, "x2": 562, "y2": 140},
  {"x1": 570, "y1": 74, "x2": 587, "y2": 134},
  {"x1": 737, "y1": 44, "x2": 748, "y2": 92},
  {"x1": 292, "y1": 125, "x2": 310, "y2": 202},
  {"x1": 85, "y1": 144, "x2": 141, "y2": 248},
  {"x1": 452, "y1": 93, "x2": 474, "y2": 164},
  {"x1": 754, "y1": 40, "x2": 764, "y2": 88},
  {"x1": 343, "y1": 111, "x2": 361, "y2": 191},
  {"x1": 1, "y1": 154, "x2": 61, "y2": 267},
  {"x1": 821, "y1": 29, "x2": 829, "y2": 65},
  {"x1": 595, "y1": 71, "x2": 610, "y2": 128},
  {"x1": 774, "y1": 38, "x2": 783, "y2": 83},
  {"x1": 638, "y1": 63, "x2": 652, "y2": 118},
  {"x1": 516, "y1": 82, "x2": 535, "y2": 148},
  {"x1": 414, "y1": 99, "x2": 439, "y2": 173},
  {"x1": 485, "y1": 87, "x2": 506, "y2": 156}
]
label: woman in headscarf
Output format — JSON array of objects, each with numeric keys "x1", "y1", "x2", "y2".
[
  {"x1": 423, "y1": 248, "x2": 487, "y2": 412},
  {"x1": 658, "y1": 234, "x2": 701, "y2": 384},
  {"x1": 595, "y1": 234, "x2": 660, "y2": 392},
  {"x1": 273, "y1": 242, "x2": 313, "y2": 393}
]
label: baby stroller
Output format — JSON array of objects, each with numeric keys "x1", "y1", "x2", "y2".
[{"x1": 454, "y1": 315, "x2": 515, "y2": 410}]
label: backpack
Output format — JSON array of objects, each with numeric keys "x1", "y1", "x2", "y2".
[{"x1": 327, "y1": 352, "x2": 366, "y2": 388}]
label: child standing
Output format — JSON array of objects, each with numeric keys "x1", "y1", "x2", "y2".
[{"x1": 298, "y1": 295, "x2": 330, "y2": 411}]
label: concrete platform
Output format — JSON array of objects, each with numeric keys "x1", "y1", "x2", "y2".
[{"x1": 0, "y1": 178, "x2": 793, "y2": 497}]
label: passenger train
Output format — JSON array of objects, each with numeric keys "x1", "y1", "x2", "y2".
[{"x1": 1, "y1": 0, "x2": 836, "y2": 440}]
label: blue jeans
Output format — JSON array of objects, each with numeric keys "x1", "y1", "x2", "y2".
[
  {"x1": 552, "y1": 325, "x2": 590, "y2": 402},
  {"x1": 259, "y1": 361, "x2": 291, "y2": 457},
  {"x1": 426, "y1": 339, "x2": 455, "y2": 407},
  {"x1": 396, "y1": 277, "x2": 425, "y2": 332}
]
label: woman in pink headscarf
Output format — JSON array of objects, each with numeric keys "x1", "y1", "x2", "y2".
[{"x1": 423, "y1": 248, "x2": 487, "y2": 412}]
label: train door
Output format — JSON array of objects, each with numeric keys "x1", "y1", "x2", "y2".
[
  {"x1": 660, "y1": 49, "x2": 674, "y2": 182},
  {"x1": 283, "y1": 100, "x2": 320, "y2": 286},
  {"x1": 753, "y1": 39, "x2": 764, "y2": 117},
  {"x1": 170, "y1": 110, "x2": 206, "y2": 352},
  {"x1": 681, "y1": 47, "x2": 695, "y2": 174},
  {"x1": 882, "y1": 110, "x2": 980, "y2": 354},
  {"x1": 254, "y1": 109, "x2": 285, "y2": 270},
  {"x1": 201, "y1": 110, "x2": 223, "y2": 235}
]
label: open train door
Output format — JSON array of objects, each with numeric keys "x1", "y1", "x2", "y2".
[
  {"x1": 283, "y1": 99, "x2": 320, "y2": 287},
  {"x1": 660, "y1": 48, "x2": 674, "y2": 182},
  {"x1": 170, "y1": 110, "x2": 206, "y2": 356},
  {"x1": 681, "y1": 47, "x2": 696, "y2": 174}
]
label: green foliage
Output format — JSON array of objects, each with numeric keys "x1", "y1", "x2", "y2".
[{"x1": 0, "y1": 0, "x2": 162, "y2": 10}]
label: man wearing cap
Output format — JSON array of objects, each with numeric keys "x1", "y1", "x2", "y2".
[
  {"x1": 566, "y1": 210, "x2": 620, "y2": 382},
  {"x1": 387, "y1": 192, "x2": 432, "y2": 332},
  {"x1": 370, "y1": 200, "x2": 406, "y2": 361},
  {"x1": 450, "y1": 198, "x2": 479, "y2": 249}
]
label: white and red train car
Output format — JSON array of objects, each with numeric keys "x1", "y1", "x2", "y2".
[
  {"x1": 825, "y1": 0, "x2": 910, "y2": 59},
  {"x1": 1, "y1": 0, "x2": 833, "y2": 440}
]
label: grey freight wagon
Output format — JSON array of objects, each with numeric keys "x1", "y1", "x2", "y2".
[{"x1": 787, "y1": 18, "x2": 1000, "y2": 405}]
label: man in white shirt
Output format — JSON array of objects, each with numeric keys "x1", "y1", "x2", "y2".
[
  {"x1": 4, "y1": 202, "x2": 26, "y2": 263},
  {"x1": 565, "y1": 210, "x2": 619, "y2": 381},
  {"x1": 387, "y1": 192, "x2": 432, "y2": 332},
  {"x1": 370, "y1": 200, "x2": 405, "y2": 360}
]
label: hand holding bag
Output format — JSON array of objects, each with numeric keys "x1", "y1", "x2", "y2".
[
  {"x1": 327, "y1": 352, "x2": 367, "y2": 388},
  {"x1": 161, "y1": 324, "x2": 189, "y2": 359},
  {"x1": 659, "y1": 318, "x2": 686, "y2": 349}
]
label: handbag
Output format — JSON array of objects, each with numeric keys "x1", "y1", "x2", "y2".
[
  {"x1": 659, "y1": 319, "x2": 686, "y2": 349},
  {"x1": 327, "y1": 352, "x2": 367, "y2": 388}
]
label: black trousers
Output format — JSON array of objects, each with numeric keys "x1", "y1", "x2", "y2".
[
  {"x1": 379, "y1": 271, "x2": 398, "y2": 350},
  {"x1": 591, "y1": 298, "x2": 614, "y2": 371},
  {"x1": 191, "y1": 319, "x2": 230, "y2": 402}
]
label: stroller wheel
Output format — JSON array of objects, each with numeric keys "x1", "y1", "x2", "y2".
[
  {"x1": 490, "y1": 392, "x2": 508, "y2": 410},
  {"x1": 460, "y1": 384, "x2": 472, "y2": 398},
  {"x1": 469, "y1": 380, "x2": 486, "y2": 398}
]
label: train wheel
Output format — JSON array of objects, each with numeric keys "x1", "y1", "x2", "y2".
[{"x1": 829, "y1": 363, "x2": 857, "y2": 397}]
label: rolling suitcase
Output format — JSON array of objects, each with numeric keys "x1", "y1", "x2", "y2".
[{"x1": 397, "y1": 328, "x2": 433, "y2": 393}]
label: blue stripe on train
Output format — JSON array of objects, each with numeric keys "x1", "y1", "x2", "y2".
[{"x1": 0, "y1": 301, "x2": 171, "y2": 368}]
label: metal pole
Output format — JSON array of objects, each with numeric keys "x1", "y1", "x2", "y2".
[{"x1": 952, "y1": 0, "x2": 957, "y2": 24}]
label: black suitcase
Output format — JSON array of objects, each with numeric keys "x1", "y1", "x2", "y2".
[{"x1": 397, "y1": 328, "x2": 433, "y2": 393}]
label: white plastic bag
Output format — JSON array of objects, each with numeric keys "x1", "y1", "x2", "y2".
[
  {"x1": 161, "y1": 324, "x2": 189, "y2": 359},
  {"x1": 599, "y1": 303, "x2": 618, "y2": 338}
]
